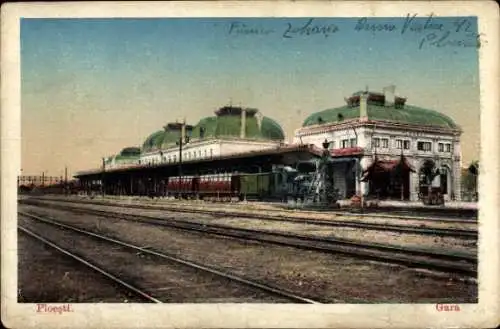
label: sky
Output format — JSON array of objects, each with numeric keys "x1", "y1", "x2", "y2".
[{"x1": 20, "y1": 16, "x2": 480, "y2": 177}]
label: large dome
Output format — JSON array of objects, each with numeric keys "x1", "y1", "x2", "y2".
[
  {"x1": 302, "y1": 90, "x2": 459, "y2": 130},
  {"x1": 190, "y1": 106, "x2": 285, "y2": 141}
]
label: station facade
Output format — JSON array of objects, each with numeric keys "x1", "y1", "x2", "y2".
[
  {"x1": 76, "y1": 86, "x2": 462, "y2": 201},
  {"x1": 294, "y1": 86, "x2": 462, "y2": 201}
]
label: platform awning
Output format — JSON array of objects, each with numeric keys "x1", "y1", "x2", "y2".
[{"x1": 361, "y1": 155, "x2": 415, "y2": 182}]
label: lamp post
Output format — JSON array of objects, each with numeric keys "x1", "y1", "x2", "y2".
[
  {"x1": 321, "y1": 139, "x2": 333, "y2": 205},
  {"x1": 175, "y1": 121, "x2": 190, "y2": 196},
  {"x1": 351, "y1": 126, "x2": 363, "y2": 208}
]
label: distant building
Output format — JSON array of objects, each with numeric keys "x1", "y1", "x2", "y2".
[
  {"x1": 18, "y1": 175, "x2": 62, "y2": 187},
  {"x1": 294, "y1": 86, "x2": 462, "y2": 201}
]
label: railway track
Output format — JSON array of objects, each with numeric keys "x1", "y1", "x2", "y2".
[
  {"x1": 19, "y1": 226, "x2": 162, "y2": 303},
  {"x1": 19, "y1": 212, "x2": 321, "y2": 304},
  {"x1": 20, "y1": 204, "x2": 477, "y2": 278},
  {"x1": 21, "y1": 198, "x2": 478, "y2": 239},
  {"x1": 25, "y1": 196, "x2": 477, "y2": 223}
]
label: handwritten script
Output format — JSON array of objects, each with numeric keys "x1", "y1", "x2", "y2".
[
  {"x1": 354, "y1": 14, "x2": 482, "y2": 49},
  {"x1": 228, "y1": 19, "x2": 339, "y2": 38},
  {"x1": 225, "y1": 15, "x2": 483, "y2": 50}
]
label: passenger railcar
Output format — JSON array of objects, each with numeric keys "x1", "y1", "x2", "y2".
[{"x1": 165, "y1": 167, "x2": 299, "y2": 201}]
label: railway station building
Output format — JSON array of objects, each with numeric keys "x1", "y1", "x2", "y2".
[
  {"x1": 294, "y1": 86, "x2": 463, "y2": 201},
  {"x1": 137, "y1": 106, "x2": 285, "y2": 167},
  {"x1": 75, "y1": 106, "x2": 303, "y2": 196},
  {"x1": 75, "y1": 87, "x2": 463, "y2": 202}
]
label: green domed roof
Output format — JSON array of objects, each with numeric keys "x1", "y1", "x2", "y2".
[
  {"x1": 302, "y1": 91, "x2": 459, "y2": 130},
  {"x1": 119, "y1": 147, "x2": 140, "y2": 157},
  {"x1": 142, "y1": 123, "x2": 194, "y2": 153},
  {"x1": 190, "y1": 106, "x2": 285, "y2": 141},
  {"x1": 104, "y1": 146, "x2": 140, "y2": 166},
  {"x1": 142, "y1": 130, "x2": 164, "y2": 152}
]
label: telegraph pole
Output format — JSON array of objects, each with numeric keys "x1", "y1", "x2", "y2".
[
  {"x1": 177, "y1": 120, "x2": 189, "y2": 196},
  {"x1": 101, "y1": 157, "x2": 105, "y2": 197},
  {"x1": 65, "y1": 166, "x2": 68, "y2": 196}
]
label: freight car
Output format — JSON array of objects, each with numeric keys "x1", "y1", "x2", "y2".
[{"x1": 166, "y1": 166, "x2": 299, "y2": 201}]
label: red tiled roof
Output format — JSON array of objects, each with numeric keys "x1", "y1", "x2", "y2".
[
  {"x1": 75, "y1": 143, "x2": 365, "y2": 178},
  {"x1": 331, "y1": 147, "x2": 364, "y2": 157}
]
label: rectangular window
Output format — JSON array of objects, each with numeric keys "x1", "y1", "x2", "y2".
[
  {"x1": 445, "y1": 143, "x2": 451, "y2": 152},
  {"x1": 395, "y1": 139, "x2": 403, "y2": 149},
  {"x1": 373, "y1": 138, "x2": 380, "y2": 148},
  {"x1": 403, "y1": 140, "x2": 410, "y2": 149},
  {"x1": 417, "y1": 141, "x2": 432, "y2": 151},
  {"x1": 350, "y1": 138, "x2": 357, "y2": 147},
  {"x1": 330, "y1": 141, "x2": 336, "y2": 149},
  {"x1": 382, "y1": 138, "x2": 389, "y2": 148},
  {"x1": 341, "y1": 139, "x2": 349, "y2": 148},
  {"x1": 438, "y1": 143, "x2": 444, "y2": 152},
  {"x1": 210, "y1": 149, "x2": 213, "y2": 158}
]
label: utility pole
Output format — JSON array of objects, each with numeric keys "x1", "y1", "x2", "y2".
[
  {"x1": 101, "y1": 157, "x2": 105, "y2": 197},
  {"x1": 65, "y1": 166, "x2": 68, "y2": 196},
  {"x1": 176, "y1": 120, "x2": 189, "y2": 196}
]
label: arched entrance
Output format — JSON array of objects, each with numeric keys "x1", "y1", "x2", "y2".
[
  {"x1": 418, "y1": 159, "x2": 448, "y2": 203},
  {"x1": 439, "y1": 164, "x2": 452, "y2": 199},
  {"x1": 418, "y1": 159, "x2": 437, "y2": 198},
  {"x1": 362, "y1": 155, "x2": 414, "y2": 200}
]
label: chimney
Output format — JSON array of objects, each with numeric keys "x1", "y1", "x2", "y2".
[
  {"x1": 240, "y1": 108, "x2": 246, "y2": 138},
  {"x1": 383, "y1": 85, "x2": 396, "y2": 107},
  {"x1": 359, "y1": 92, "x2": 368, "y2": 121},
  {"x1": 256, "y1": 111, "x2": 263, "y2": 130}
]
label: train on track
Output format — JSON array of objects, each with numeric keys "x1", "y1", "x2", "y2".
[
  {"x1": 165, "y1": 166, "x2": 305, "y2": 201},
  {"x1": 21, "y1": 163, "x2": 331, "y2": 203}
]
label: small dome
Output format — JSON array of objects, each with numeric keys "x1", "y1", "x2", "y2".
[
  {"x1": 105, "y1": 146, "x2": 140, "y2": 166},
  {"x1": 302, "y1": 90, "x2": 459, "y2": 130},
  {"x1": 120, "y1": 147, "x2": 140, "y2": 156},
  {"x1": 142, "y1": 123, "x2": 195, "y2": 153},
  {"x1": 190, "y1": 106, "x2": 285, "y2": 141},
  {"x1": 142, "y1": 130, "x2": 165, "y2": 153}
]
